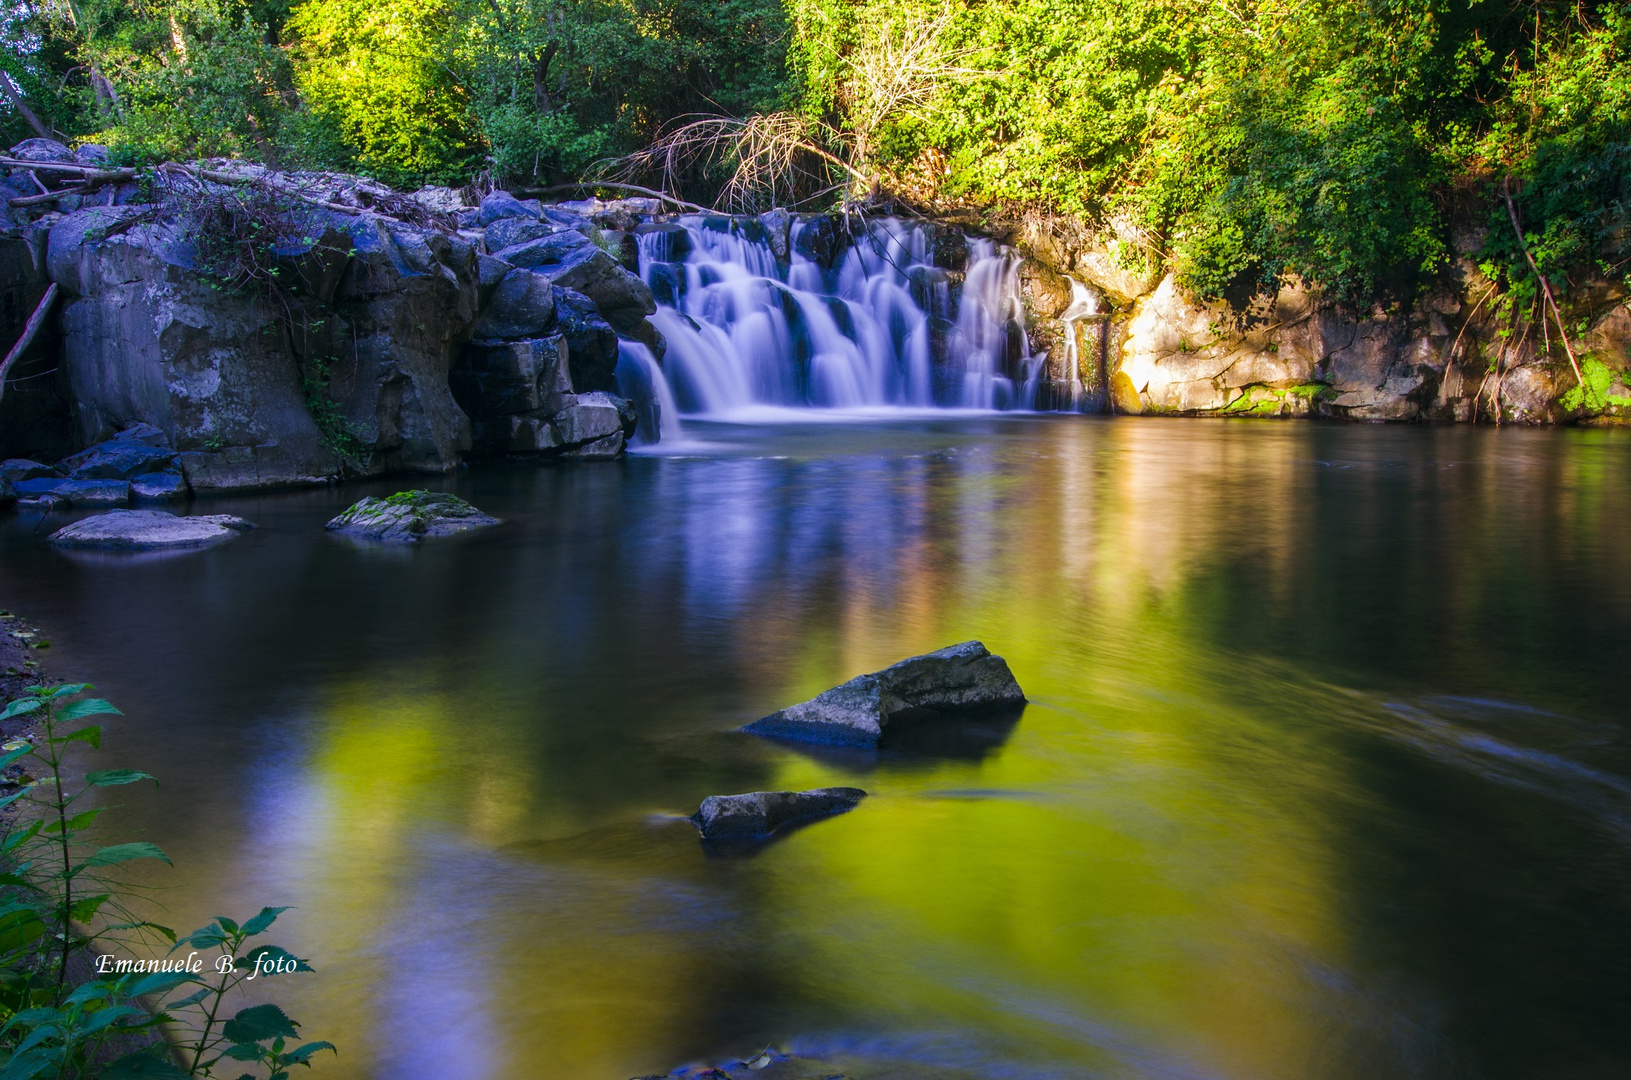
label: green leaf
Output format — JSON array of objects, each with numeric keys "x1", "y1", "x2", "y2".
[
  {"x1": 160, "y1": 986, "x2": 211, "y2": 1010},
  {"x1": 284, "y1": 1040, "x2": 337, "y2": 1065},
  {"x1": 55, "y1": 725, "x2": 102, "y2": 749},
  {"x1": 221, "y1": 1003, "x2": 299, "y2": 1044},
  {"x1": 0, "y1": 699, "x2": 41, "y2": 722},
  {"x1": 82, "y1": 842, "x2": 171, "y2": 868},
  {"x1": 239, "y1": 906, "x2": 290, "y2": 936},
  {"x1": 85, "y1": 770, "x2": 157, "y2": 788},
  {"x1": 67, "y1": 893, "x2": 109, "y2": 923},
  {"x1": 215, "y1": 916, "x2": 240, "y2": 935},
  {"x1": 97, "y1": 1051, "x2": 191, "y2": 1080},
  {"x1": 223, "y1": 1044, "x2": 263, "y2": 1062},
  {"x1": 0, "y1": 1046, "x2": 58, "y2": 1080},
  {"x1": 0, "y1": 909, "x2": 46, "y2": 954},
  {"x1": 56, "y1": 698, "x2": 121, "y2": 721},
  {"x1": 0, "y1": 744, "x2": 33, "y2": 769},
  {"x1": 125, "y1": 970, "x2": 195, "y2": 998}
]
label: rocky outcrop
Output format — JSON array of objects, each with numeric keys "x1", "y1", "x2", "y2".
[
  {"x1": 49, "y1": 509, "x2": 253, "y2": 550},
  {"x1": 1009, "y1": 213, "x2": 1631, "y2": 424},
  {"x1": 690, "y1": 787, "x2": 867, "y2": 841},
  {"x1": 0, "y1": 142, "x2": 658, "y2": 492},
  {"x1": 744, "y1": 641, "x2": 1027, "y2": 747},
  {"x1": 324, "y1": 490, "x2": 500, "y2": 543},
  {"x1": 4, "y1": 423, "x2": 188, "y2": 507}
]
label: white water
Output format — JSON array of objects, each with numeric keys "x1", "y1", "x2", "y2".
[{"x1": 628, "y1": 216, "x2": 1041, "y2": 426}]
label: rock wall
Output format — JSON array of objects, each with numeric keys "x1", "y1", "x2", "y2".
[
  {"x1": 1007, "y1": 215, "x2": 1631, "y2": 425},
  {"x1": 0, "y1": 142, "x2": 657, "y2": 494}
]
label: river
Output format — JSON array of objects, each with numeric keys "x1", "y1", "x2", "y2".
[{"x1": 2, "y1": 417, "x2": 1629, "y2": 1079}]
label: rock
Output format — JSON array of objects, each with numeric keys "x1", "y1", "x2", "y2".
[
  {"x1": 1017, "y1": 258, "x2": 1073, "y2": 320},
  {"x1": 48, "y1": 509, "x2": 252, "y2": 549},
  {"x1": 553, "y1": 391, "x2": 636, "y2": 449},
  {"x1": 471, "y1": 269, "x2": 557, "y2": 340},
  {"x1": 633, "y1": 222, "x2": 692, "y2": 262},
  {"x1": 130, "y1": 471, "x2": 188, "y2": 501},
  {"x1": 484, "y1": 216, "x2": 557, "y2": 252},
  {"x1": 690, "y1": 787, "x2": 867, "y2": 841},
  {"x1": 0, "y1": 459, "x2": 61, "y2": 483},
  {"x1": 477, "y1": 191, "x2": 539, "y2": 226},
  {"x1": 13, "y1": 477, "x2": 129, "y2": 505},
  {"x1": 496, "y1": 232, "x2": 657, "y2": 321},
  {"x1": 17, "y1": 493, "x2": 66, "y2": 511},
  {"x1": 60, "y1": 441, "x2": 178, "y2": 480},
  {"x1": 744, "y1": 641, "x2": 1026, "y2": 747},
  {"x1": 453, "y1": 335, "x2": 575, "y2": 453},
  {"x1": 74, "y1": 144, "x2": 110, "y2": 167},
  {"x1": 407, "y1": 185, "x2": 465, "y2": 215},
  {"x1": 792, "y1": 215, "x2": 850, "y2": 269},
  {"x1": 7, "y1": 138, "x2": 75, "y2": 164},
  {"x1": 553, "y1": 287, "x2": 621, "y2": 392},
  {"x1": 324, "y1": 490, "x2": 500, "y2": 543},
  {"x1": 759, "y1": 209, "x2": 792, "y2": 261},
  {"x1": 0, "y1": 477, "x2": 12, "y2": 504}
]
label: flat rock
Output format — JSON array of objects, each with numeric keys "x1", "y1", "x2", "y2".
[
  {"x1": 0, "y1": 459, "x2": 60, "y2": 483},
  {"x1": 49, "y1": 509, "x2": 254, "y2": 549},
  {"x1": 63, "y1": 442, "x2": 178, "y2": 480},
  {"x1": 325, "y1": 490, "x2": 500, "y2": 543},
  {"x1": 744, "y1": 641, "x2": 1025, "y2": 747},
  {"x1": 691, "y1": 787, "x2": 866, "y2": 841},
  {"x1": 15, "y1": 478, "x2": 130, "y2": 505}
]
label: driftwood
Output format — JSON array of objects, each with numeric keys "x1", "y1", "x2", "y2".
[
  {"x1": 517, "y1": 181, "x2": 707, "y2": 213},
  {"x1": 0, "y1": 283, "x2": 60, "y2": 411}
]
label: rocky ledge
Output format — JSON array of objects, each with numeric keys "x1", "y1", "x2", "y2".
[
  {"x1": 690, "y1": 788, "x2": 867, "y2": 842},
  {"x1": 325, "y1": 490, "x2": 500, "y2": 543},
  {"x1": 48, "y1": 509, "x2": 254, "y2": 550},
  {"x1": 743, "y1": 641, "x2": 1026, "y2": 747}
]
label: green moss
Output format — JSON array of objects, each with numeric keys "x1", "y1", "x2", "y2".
[{"x1": 1560, "y1": 355, "x2": 1631, "y2": 414}]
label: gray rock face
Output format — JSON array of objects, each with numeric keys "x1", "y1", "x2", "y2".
[
  {"x1": 471, "y1": 269, "x2": 556, "y2": 340},
  {"x1": 130, "y1": 472, "x2": 187, "y2": 501},
  {"x1": 793, "y1": 215, "x2": 851, "y2": 269},
  {"x1": 744, "y1": 641, "x2": 1026, "y2": 747},
  {"x1": 484, "y1": 216, "x2": 557, "y2": 252},
  {"x1": 48, "y1": 509, "x2": 253, "y2": 549},
  {"x1": 553, "y1": 287, "x2": 621, "y2": 392},
  {"x1": 691, "y1": 787, "x2": 867, "y2": 841},
  {"x1": 496, "y1": 232, "x2": 657, "y2": 324},
  {"x1": 325, "y1": 490, "x2": 500, "y2": 543}
]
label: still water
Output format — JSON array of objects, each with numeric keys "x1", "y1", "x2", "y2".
[{"x1": 3, "y1": 418, "x2": 1630, "y2": 1080}]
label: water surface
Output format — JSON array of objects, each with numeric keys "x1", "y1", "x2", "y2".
[{"x1": 3, "y1": 418, "x2": 1629, "y2": 1080}]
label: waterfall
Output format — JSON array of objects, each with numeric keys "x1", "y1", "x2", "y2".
[
  {"x1": 632, "y1": 216, "x2": 1040, "y2": 420},
  {"x1": 1056, "y1": 276, "x2": 1101, "y2": 409}
]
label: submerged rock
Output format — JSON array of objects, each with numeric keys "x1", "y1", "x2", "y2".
[
  {"x1": 744, "y1": 641, "x2": 1026, "y2": 747},
  {"x1": 49, "y1": 509, "x2": 254, "y2": 549},
  {"x1": 690, "y1": 787, "x2": 866, "y2": 841},
  {"x1": 325, "y1": 490, "x2": 499, "y2": 543}
]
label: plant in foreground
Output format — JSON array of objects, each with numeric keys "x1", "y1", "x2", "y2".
[{"x1": 0, "y1": 684, "x2": 334, "y2": 1079}]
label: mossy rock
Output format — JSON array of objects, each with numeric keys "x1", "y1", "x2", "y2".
[{"x1": 325, "y1": 491, "x2": 500, "y2": 543}]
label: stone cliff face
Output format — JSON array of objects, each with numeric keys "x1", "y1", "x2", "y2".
[
  {"x1": 0, "y1": 143, "x2": 653, "y2": 492},
  {"x1": 1008, "y1": 216, "x2": 1631, "y2": 425}
]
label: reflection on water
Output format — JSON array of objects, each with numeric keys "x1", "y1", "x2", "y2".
[{"x1": 2, "y1": 419, "x2": 1630, "y2": 1080}]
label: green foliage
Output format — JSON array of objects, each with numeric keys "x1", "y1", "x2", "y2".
[
  {"x1": 0, "y1": 684, "x2": 334, "y2": 1079},
  {"x1": 300, "y1": 355, "x2": 368, "y2": 469},
  {"x1": 1559, "y1": 355, "x2": 1631, "y2": 412}
]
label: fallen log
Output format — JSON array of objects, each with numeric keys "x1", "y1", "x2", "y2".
[{"x1": 0, "y1": 282, "x2": 60, "y2": 411}]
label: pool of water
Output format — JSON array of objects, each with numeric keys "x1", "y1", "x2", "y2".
[{"x1": 3, "y1": 417, "x2": 1630, "y2": 1080}]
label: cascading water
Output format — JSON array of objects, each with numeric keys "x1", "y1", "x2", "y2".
[{"x1": 627, "y1": 216, "x2": 1042, "y2": 426}]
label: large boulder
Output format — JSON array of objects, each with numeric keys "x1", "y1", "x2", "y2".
[
  {"x1": 470, "y1": 269, "x2": 556, "y2": 340},
  {"x1": 484, "y1": 216, "x2": 557, "y2": 252},
  {"x1": 744, "y1": 641, "x2": 1026, "y2": 747},
  {"x1": 325, "y1": 490, "x2": 499, "y2": 543},
  {"x1": 48, "y1": 509, "x2": 253, "y2": 549},
  {"x1": 0, "y1": 459, "x2": 60, "y2": 483},
  {"x1": 476, "y1": 190, "x2": 540, "y2": 226},
  {"x1": 691, "y1": 788, "x2": 867, "y2": 841},
  {"x1": 453, "y1": 334, "x2": 574, "y2": 453},
  {"x1": 59, "y1": 441, "x2": 178, "y2": 480}
]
